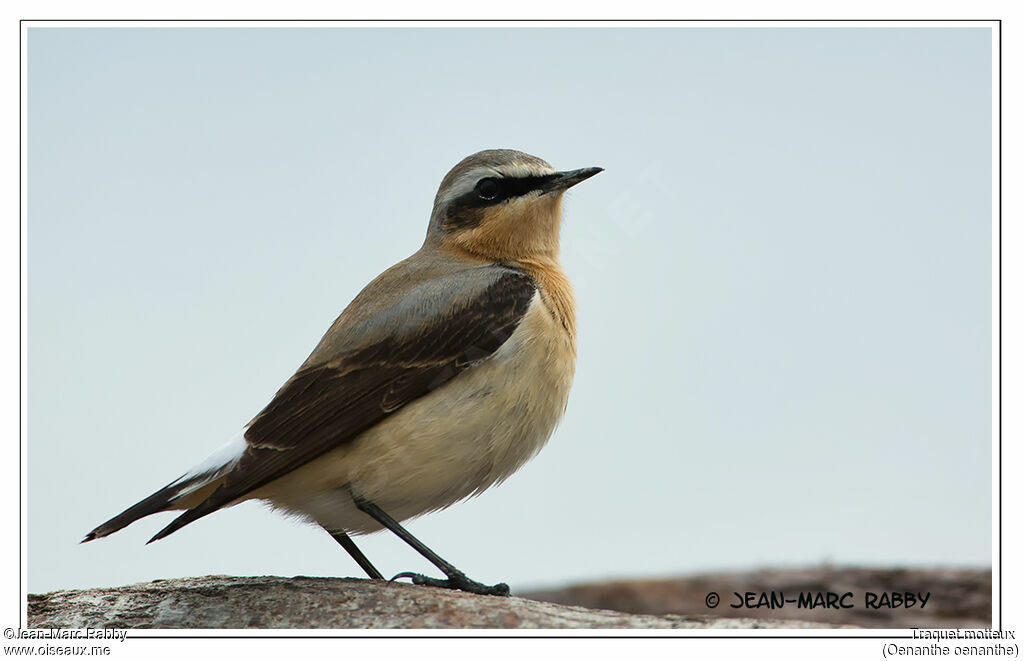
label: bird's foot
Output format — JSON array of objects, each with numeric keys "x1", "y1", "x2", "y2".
[{"x1": 390, "y1": 570, "x2": 510, "y2": 596}]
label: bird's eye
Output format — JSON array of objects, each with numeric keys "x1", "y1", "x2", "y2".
[{"x1": 475, "y1": 178, "x2": 501, "y2": 201}]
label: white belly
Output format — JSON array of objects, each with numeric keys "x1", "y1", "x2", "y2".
[{"x1": 257, "y1": 295, "x2": 576, "y2": 534}]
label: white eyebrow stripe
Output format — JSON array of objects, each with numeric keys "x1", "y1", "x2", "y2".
[
  {"x1": 438, "y1": 166, "x2": 490, "y2": 204},
  {"x1": 496, "y1": 162, "x2": 557, "y2": 178}
]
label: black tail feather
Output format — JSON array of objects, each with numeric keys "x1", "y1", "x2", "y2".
[
  {"x1": 147, "y1": 504, "x2": 214, "y2": 543},
  {"x1": 83, "y1": 474, "x2": 202, "y2": 543}
]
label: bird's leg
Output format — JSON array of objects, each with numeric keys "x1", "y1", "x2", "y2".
[
  {"x1": 324, "y1": 526, "x2": 385, "y2": 580},
  {"x1": 349, "y1": 491, "x2": 510, "y2": 597}
]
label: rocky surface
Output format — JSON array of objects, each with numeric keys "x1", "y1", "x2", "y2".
[
  {"x1": 523, "y1": 567, "x2": 991, "y2": 629},
  {"x1": 28, "y1": 575, "x2": 844, "y2": 629}
]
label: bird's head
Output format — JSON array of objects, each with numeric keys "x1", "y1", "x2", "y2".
[{"x1": 425, "y1": 149, "x2": 602, "y2": 262}]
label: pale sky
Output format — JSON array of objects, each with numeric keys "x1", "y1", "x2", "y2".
[{"x1": 27, "y1": 26, "x2": 992, "y2": 594}]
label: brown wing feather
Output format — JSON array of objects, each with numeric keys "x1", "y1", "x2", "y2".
[{"x1": 149, "y1": 268, "x2": 536, "y2": 541}]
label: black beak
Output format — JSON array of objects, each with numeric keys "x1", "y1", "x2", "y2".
[{"x1": 539, "y1": 167, "x2": 604, "y2": 195}]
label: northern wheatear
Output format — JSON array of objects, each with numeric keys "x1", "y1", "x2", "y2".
[{"x1": 84, "y1": 149, "x2": 601, "y2": 596}]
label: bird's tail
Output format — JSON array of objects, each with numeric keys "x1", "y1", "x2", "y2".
[
  {"x1": 82, "y1": 431, "x2": 247, "y2": 543},
  {"x1": 82, "y1": 474, "x2": 215, "y2": 542}
]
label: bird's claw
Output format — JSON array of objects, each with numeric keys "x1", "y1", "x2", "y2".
[{"x1": 389, "y1": 570, "x2": 510, "y2": 596}]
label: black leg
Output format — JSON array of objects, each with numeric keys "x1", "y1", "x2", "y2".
[
  {"x1": 349, "y1": 491, "x2": 510, "y2": 597},
  {"x1": 324, "y1": 526, "x2": 384, "y2": 580}
]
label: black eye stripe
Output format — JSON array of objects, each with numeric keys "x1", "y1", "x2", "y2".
[
  {"x1": 500, "y1": 174, "x2": 558, "y2": 199},
  {"x1": 456, "y1": 174, "x2": 558, "y2": 210}
]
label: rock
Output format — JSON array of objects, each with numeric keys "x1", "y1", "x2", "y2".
[
  {"x1": 27, "y1": 575, "x2": 846, "y2": 629},
  {"x1": 522, "y1": 567, "x2": 991, "y2": 629}
]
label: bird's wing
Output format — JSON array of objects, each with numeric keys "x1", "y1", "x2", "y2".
[{"x1": 149, "y1": 264, "x2": 537, "y2": 541}]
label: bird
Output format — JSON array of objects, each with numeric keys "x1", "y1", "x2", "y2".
[{"x1": 83, "y1": 149, "x2": 602, "y2": 596}]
